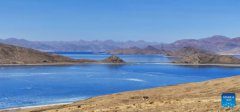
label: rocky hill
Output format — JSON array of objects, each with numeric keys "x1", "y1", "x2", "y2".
[{"x1": 171, "y1": 47, "x2": 240, "y2": 64}]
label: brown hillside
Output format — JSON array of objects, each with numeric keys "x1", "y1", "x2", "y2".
[{"x1": 0, "y1": 43, "x2": 96, "y2": 64}]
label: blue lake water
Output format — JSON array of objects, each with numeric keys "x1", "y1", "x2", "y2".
[
  {"x1": 0, "y1": 52, "x2": 240, "y2": 109},
  {"x1": 49, "y1": 52, "x2": 172, "y2": 63}
]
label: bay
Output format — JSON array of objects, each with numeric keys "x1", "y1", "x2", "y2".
[{"x1": 0, "y1": 52, "x2": 240, "y2": 109}]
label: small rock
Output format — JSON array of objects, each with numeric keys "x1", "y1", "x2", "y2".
[{"x1": 143, "y1": 96, "x2": 149, "y2": 100}]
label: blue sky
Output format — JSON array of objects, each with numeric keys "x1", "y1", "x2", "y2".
[{"x1": 0, "y1": 0, "x2": 240, "y2": 42}]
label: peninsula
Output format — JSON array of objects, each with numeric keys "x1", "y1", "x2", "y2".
[
  {"x1": 0, "y1": 43, "x2": 125, "y2": 65},
  {"x1": 170, "y1": 47, "x2": 240, "y2": 64},
  {"x1": 109, "y1": 45, "x2": 240, "y2": 65}
]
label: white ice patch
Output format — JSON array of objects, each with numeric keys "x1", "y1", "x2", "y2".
[
  {"x1": 0, "y1": 73, "x2": 55, "y2": 78},
  {"x1": 50, "y1": 96, "x2": 88, "y2": 103},
  {"x1": 124, "y1": 78, "x2": 145, "y2": 82},
  {"x1": 35, "y1": 73, "x2": 55, "y2": 75}
]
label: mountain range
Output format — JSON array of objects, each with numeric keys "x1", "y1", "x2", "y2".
[
  {"x1": 110, "y1": 35, "x2": 240, "y2": 55},
  {"x1": 157, "y1": 35, "x2": 240, "y2": 55},
  {"x1": 0, "y1": 38, "x2": 158, "y2": 52},
  {"x1": 1, "y1": 35, "x2": 240, "y2": 54},
  {"x1": 109, "y1": 45, "x2": 168, "y2": 55}
]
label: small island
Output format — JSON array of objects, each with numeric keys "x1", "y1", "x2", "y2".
[{"x1": 101, "y1": 55, "x2": 126, "y2": 63}]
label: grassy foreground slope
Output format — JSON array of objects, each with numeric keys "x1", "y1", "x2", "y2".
[{"x1": 10, "y1": 75, "x2": 240, "y2": 112}]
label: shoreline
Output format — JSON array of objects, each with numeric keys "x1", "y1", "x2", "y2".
[
  {"x1": 1, "y1": 62, "x2": 240, "y2": 67},
  {"x1": 0, "y1": 62, "x2": 127, "y2": 66},
  {"x1": 4, "y1": 75, "x2": 240, "y2": 112},
  {"x1": 0, "y1": 102, "x2": 71, "y2": 111}
]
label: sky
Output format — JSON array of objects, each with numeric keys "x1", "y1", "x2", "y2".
[{"x1": 0, "y1": 0, "x2": 240, "y2": 42}]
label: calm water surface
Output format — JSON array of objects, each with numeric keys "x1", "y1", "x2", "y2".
[{"x1": 0, "y1": 52, "x2": 240, "y2": 109}]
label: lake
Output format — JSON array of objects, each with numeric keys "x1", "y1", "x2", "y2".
[{"x1": 0, "y1": 52, "x2": 240, "y2": 109}]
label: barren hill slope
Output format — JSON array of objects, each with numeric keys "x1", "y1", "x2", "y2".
[
  {"x1": 0, "y1": 43, "x2": 96, "y2": 64},
  {"x1": 171, "y1": 47, "x2": 240, "y2": 64}
]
